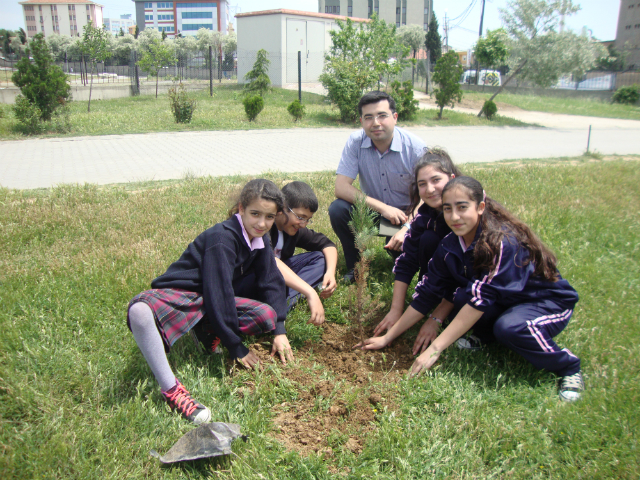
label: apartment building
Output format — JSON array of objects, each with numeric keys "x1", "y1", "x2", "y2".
[
  {"x1": 132, "y1": 0, "x2": 231, "y2": 38},
  {"x1": 104, "y1": 14, "x2": 136, "y2": 36},
  {"x1": 616, "y1": 0, "x2": 640, "y2": 67},
  {"x1": 318, "y1": 0, "x2": 433, "y2": 30},
  {"x1": 20, "y1": 0, "x2": 104, "y2": 38}
]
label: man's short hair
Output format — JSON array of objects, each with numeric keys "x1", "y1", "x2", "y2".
[
  {"x1": 282, "y1": 181, "x2": 319, "y2": 213},
  {"x1": 358, "y1": 91, "x2": 397, "y2": 117}
]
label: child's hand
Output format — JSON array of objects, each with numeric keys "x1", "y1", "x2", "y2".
[
  {"x1": 409, "y1": 345, "x2": 441, "y2": 377},
  {"x1": 307, "y1": 292, "x2": 325, "y2": 325},
  {"x1": 271, "y1": 334, "x2": 294, "y2": 365},
  {"x1": 384, "y1": 228, "x2": 406, "y2": 252},
  {"x1": 373, "y1": 309, "x2": 402, "y2": 337},
  {"x1": 238, "y1": 350, "x2": 261, "y2": 370},
  {"x1": 354, "y1": 335, "x2": 390, "y2": 351},
  {"x1": 319, "y1": 273, "x2": 337, "y2": 299},
  {"x1": 412, "y1": 318, "x2": 440, "y2": 355}
]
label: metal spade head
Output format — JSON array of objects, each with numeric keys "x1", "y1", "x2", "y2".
[{"x1": 150, "y1": 422, "x2": 246, "y2": 464}]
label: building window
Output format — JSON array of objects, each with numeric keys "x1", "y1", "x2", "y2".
[
  {"x1": 182, "y1": 23, "x2": 214, "y2": 30},
  {"x1": 178, "y1": 3, "x2": 217, "y2": 8},
  {"x1": 41, "y1": 26, "x2": 44, "y2": 32},
  {"x1": 424, "y1": 23, "x2": 427, "y2": 30},
  {"x1": 158, "y1": 2, "x2": 173, "y2": 8},
  {"x1": 86, "y1": 5, "x2": 90, "y2": 10},
  {"x1": 144, "y1": 2, "x2": 153, "y2": 8},
  {"x1": 348, "y1": 6, "x2": 352, "y2": 15},
  {"x1": 159, "y1": 14, "x2": 174, "y2": 20},
  {"x1": 374, "y1": 6, "x2": 378, "y2": 13},
  {"x1": 397, "y1": 22, "x2": 400, "y2": 27},
  {"x1": 145, "y1": 15, "x2": 154, "y2": 20},
  {"x1": 402, "y1": 7, "x2": 406, "y2": 14},
  {"x1": 424, "y1": 8, "x2": 429, "y2": 14},
  {"x1": 159, "y1": 26, "x2": 174, "y2": 32},
  {"x1": 87, "y1": 15, "x2": 91, "y2": 20},
  {"x1": 182, "y1": 12, "x2": 211, "y2": 18},
  {"x1": 40, "y1": 16, "x2": 43, "y2": 22},
  {"x1": 626, "y1": 25, "x2": 631, "y2": 29},
  {"x1": 39, "y1": 5, "x2": 41, "y2": 11},
  {"x1": 396, "y1": 7, "x2": 400, "y2": 14}
]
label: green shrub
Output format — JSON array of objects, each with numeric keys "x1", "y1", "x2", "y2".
[
  {"x1": 482, "y1": 99, "x2": 498, "y2": 120},
  {"x1": 243, "y1": 95, "x2": 264, "y2": 122},
  {"x1": 243, "y1": 49, "x2": 271, "y2": 97},
  {"x1": 168, "y1": 82, "x2": 197, "y2": 124},
  {"x1": 11, "y1": 33, "x2": 71, "y2": 122},
  {"x1": 52, "y1": 104, "x2": 72, "y2": 133},
  {"x1": 612, "y1": 84, "x2": 639, "y2": 105},
  {"x1": 390, "y1": 80, "x2": 419, "y2": 120},
  {"x1": 13, "y1": 94, "x2": 44, "y2": 134},
  {"x1": 287, "y1": 100, "x2": 305, "y2": 122},
  {"x1": 319, "y1": 71, "x2": 363, "y2": 122}
]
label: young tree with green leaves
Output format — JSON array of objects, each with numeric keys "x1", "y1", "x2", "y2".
[
  {"x1": 425, "y1": 13, "x2": 442, "y2": 93},
  {"x1": 133, "y1": 25, "x2": 139, "y2": 39},
  {"x1": 432, "y1": 51, "x2": 464, "y2": 119},
  {"x1": 11, "y1": 33, "x2": 70, "y2": 122},
  {"x1": 137, "y1": 37, "x2": 176, "y2": 98},
  {"x1": 320, "y1": 15, "x2": 410, "y2": 122},
  {"x1": 397, "y1": 24, "x2": 424, "y2": 85},
  {"x1": 243, "y1": 49, "x2": 271, "y2": 97},
  {"x1": 474, "y1": 28, "x2": 510, "y2": 69},
  {"x1": 81, "y1": 24, "x2": 112, "y2": 112},
  {"x1": 477, "y1": 0, "x2": 602, "y2": 115}
]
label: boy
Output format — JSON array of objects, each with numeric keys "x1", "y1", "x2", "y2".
[{"x1": 272, "y1": 181, "x2": 338, "y2": 325}]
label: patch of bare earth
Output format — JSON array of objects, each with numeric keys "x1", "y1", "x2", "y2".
[{"x1": 233, "y1": 322, "x2": 416, "y2": 458}]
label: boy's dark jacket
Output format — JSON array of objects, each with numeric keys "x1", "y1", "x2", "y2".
[
  {"x1": 152, "y1": 216, "x2": 287, "y2": 359},
  {"x1": 269, "y1": 224, "x2": 335, "y2": 260},
  {"x1": 393, "y1": 203, "x2": 450, "y2": 284},
  {"x1": 411, "y1": 225, "x2": 579, "y2": 316}
]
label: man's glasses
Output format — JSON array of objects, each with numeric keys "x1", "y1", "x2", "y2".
[
  {"x1": 288, "y1": 207, "x2": 313, "y2": 225},
  {"x1": 362, "y1": 113, "x2": 391, "y2": 123}
]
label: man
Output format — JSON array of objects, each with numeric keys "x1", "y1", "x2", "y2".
[{"x1": 328, "y1": 91, "x2": 426, "y2": 282}]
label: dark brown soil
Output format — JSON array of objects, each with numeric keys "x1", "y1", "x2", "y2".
[{"x1": 233, "y1": 323, "x2": 416, "y2": 457}]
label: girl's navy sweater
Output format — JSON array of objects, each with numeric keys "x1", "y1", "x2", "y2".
[
  {"x1": 411, "y1": 226, "x2": 579, "y2": 316},
  {"x1": 151, "y1": 216, "x2": 287, "y2": 360},
  {"x1": 393, "y1": 203, "x2": 450, "y2": 284}
]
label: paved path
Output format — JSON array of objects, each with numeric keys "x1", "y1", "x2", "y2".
[{"x1": 1, "y1": 123, "x2": 639, "y2": 190}]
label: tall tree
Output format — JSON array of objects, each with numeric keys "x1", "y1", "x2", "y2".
[
  {"x1": 137, "y1": 37, "x2": 176, "y2": 98},
  {"x1": 477, "y1": 0, "x2": 601, "y2": 116},
  {"x1": 11, "y1": 33, "x2": 70, "y2": 121},
  {"x1": 425, "y1": 13, "x2": 442, "y2": 62},
  {"x1": 474, "y1": 28, "x2": 510, "y2": 69},
  {"x1": 397, "y1": 24, "x2": 425, "y2": 85},
  {"x1": 81, "y1": 24, "x2": 112, "y2": 112},
  {"x1": 243, "y1": 49, "x2": 271, "y2": 97}
]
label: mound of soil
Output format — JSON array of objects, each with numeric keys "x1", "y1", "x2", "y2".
[{"x1": 234, "y1": 323, "x2": 417, "y2": 457}]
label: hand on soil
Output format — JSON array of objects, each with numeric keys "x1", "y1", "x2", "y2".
[
  {"x1": 307, "y1": 293, "x2": 325, "y2": 325},
  {"x1": 319, "y1": 273, "x2": 337, "y2": 299},
  {"x1": 239, "y1": 350, "x2": 261, "y2": 370},
  {"x1": 373, "y1": 309, "x2": 402, "y2": 337},
  {"x1": 409, "y1": 345, "x2": 441, "y2": 377},
  {"x1": 353, "y1": 335, "x2": 390, "y2": 351},
  {"x1": 412, "y1": 318, "x2": 439, "y2": 355},
  {"x1": 271, "y1": 334, "x2": 295, "y2": 365}
]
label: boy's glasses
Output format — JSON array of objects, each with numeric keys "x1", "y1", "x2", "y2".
[{"x1": 288, "y1": 207, "x2": 313, "y2": 225}]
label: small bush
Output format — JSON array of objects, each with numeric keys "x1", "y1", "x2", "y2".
[
  {"x1": 390, "y1": 80, "x2": 419, "y2": 120},
  {"x1": 612, "y1": 84, "x2": 639, "y2": 105},
  {"x1": 243, "y1": 95, "x2": 264, "y2": 122},
  {"x1": 168, "y1": 82, "x2": 197, "y2": 124},
  {"x1": 482, "y1": 99, "x2": 498, "y2": 120},
  {"x1": 13, "y1": 94, "x2": 44, "y2": 134},
  {"x1": 287, "y1": 100, "x2": 305, "y2": 122},
  {"x1": 52, "y1": 104, "x2": 72, "y2": 133}
]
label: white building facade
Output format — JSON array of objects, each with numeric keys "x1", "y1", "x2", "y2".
[
  {"x1": 132, "y1": 0, "x2": 230, "y2": 38},
  {"x1": 318, "y1": 0, "x2": 432, "y2": 30},
  {"x1": 20, "y1": 0, "x2": 104, "y2": 38},
  {"x1": 104, "y1": 14, "x2": 136, "y2": 36}
]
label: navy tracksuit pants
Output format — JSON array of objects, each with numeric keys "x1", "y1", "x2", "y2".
[
  {"x1": 283, "y1": 251, "x2": 326, "y2": 310},
  {"x1": 451, "y1": 291, "x2": 581, "y2": 377}
]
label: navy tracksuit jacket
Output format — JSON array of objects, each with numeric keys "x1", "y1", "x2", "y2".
[{"x1": 411, "y1": 225, "x2": 581, "y2": 376}]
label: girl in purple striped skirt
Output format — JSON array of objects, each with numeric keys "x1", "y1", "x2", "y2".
[{"x1": 127, "y1": 179, "x2": 292, "y2": 424}]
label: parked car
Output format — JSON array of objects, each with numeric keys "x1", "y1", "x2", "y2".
[{"x1": 459, "y1": 69, "x2": 502, "y2": 86}]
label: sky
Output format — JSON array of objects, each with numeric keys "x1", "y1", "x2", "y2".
[{"x1": 0, "y1": 0, "x2": 621, "y2": 50}]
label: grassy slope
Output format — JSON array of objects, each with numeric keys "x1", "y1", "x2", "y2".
[
  {"x1": 0, "y1": 85, "x2": 529, "y2": 140},
  {"x1": 463, "y1": 91, "x2": 640, "y2": 120},
  {"x1": 1, "y1": 158, "x2": 639, "y2": 478}
]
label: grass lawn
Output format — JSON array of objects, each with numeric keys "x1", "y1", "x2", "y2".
[
  {"x1": 1, "y1": 157, "x2": 639, "y2": 478},
  {"x1": 463, "y1": 91, "x2": 640, "y2": 120},
  {"x1": 0, "y1": 84, "x2": 529, "y2": 140}
]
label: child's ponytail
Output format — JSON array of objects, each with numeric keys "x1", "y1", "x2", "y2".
[
  {"x1": 228, "y1": 179, "x2": 285, "y2": 218},
  {"x1": 443, "y1": 176, "x2": 560, "y2": 282}
]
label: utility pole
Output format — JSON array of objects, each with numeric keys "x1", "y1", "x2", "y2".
[
  {"x1": 475, "y1": 0, "x2": 486, "y2": 86},
  {"x1": 444, "y1": 12, "x2": 448, "y2": 52}
]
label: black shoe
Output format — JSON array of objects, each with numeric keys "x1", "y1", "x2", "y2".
[
  {"x1": 343, "y1": 269, "x2": 355, "y2": 284},
  {"x1": 191, "y1": 321, "x2": 221, "y2": 354},
  {"x1": 455, "y1": 335, "x2": 484, "y2": 350}
]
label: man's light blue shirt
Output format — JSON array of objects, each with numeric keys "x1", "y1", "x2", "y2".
[{"x1": 336, "y1": 127, "x2": 426, "y2": 210}]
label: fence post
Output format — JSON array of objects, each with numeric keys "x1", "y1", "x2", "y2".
[
  {"x1": 134, "y1": 50, "x2": 140, "y2": 96},
  {"x1": 209, "y1": 46, "x2": 213, "y2": 96},
  {"x1": 298, "y1": 50, "x2": 302, "y2": 103},
  {"x1": 219, "y1": 51, "x2": 222, "y2": 83}
]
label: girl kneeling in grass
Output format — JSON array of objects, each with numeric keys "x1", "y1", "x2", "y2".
[
  {"x1": 360, "y1": 176, "x2": 584, "y2": 401},
  {"x1": 374, "y1": 148, "x2": 461, "y2": 342},
  {"x1": 127, "y1": 179, "x2": 293, "y2": 424}
]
